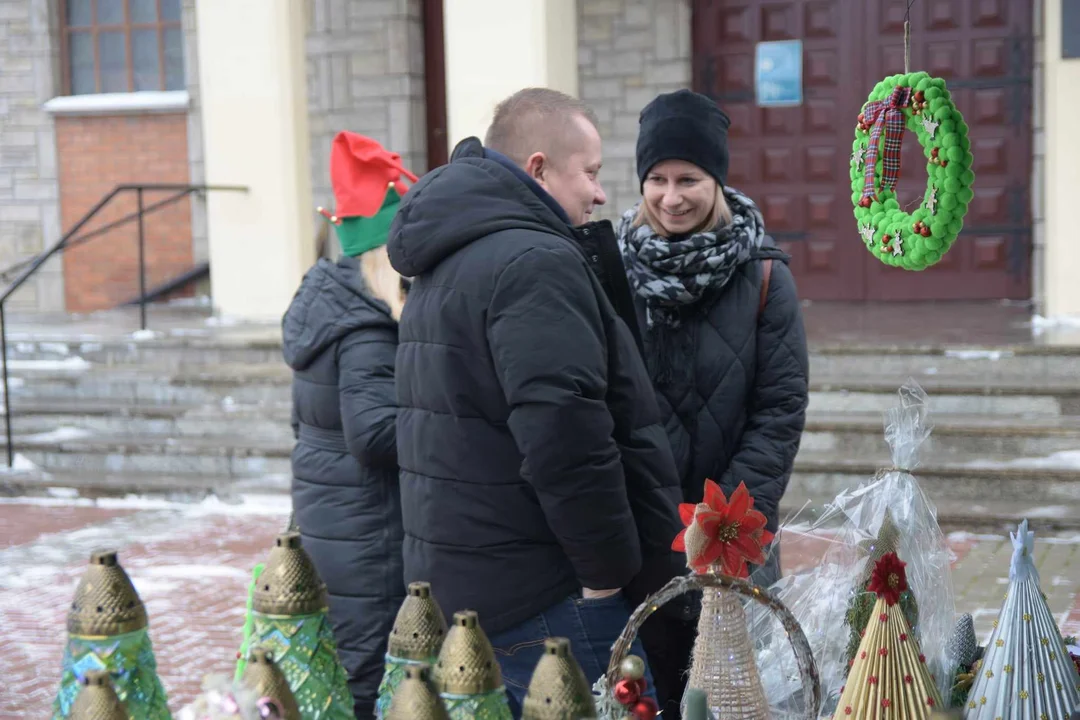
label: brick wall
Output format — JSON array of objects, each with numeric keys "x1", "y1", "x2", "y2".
[
  {"x1": 577, "y1": 0, "x2": 692, "y2": 224},
  {"x1": 55, "y1": 113, "x2": 192, "y2": 313},
  {"x1": 0, "y1": 0, "x2": 63, "y2": 312},
  {"x1": 306, "y1": 0, "x2": 427, "y2": 257}
]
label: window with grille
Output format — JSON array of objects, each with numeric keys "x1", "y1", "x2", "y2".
[{"x1": 61, "y1": 0, "x2": 185, "y2": 95}]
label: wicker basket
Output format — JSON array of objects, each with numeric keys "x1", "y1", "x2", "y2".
[{"x1": 600, "y1": 573, "x2": 821, "y2": 719}]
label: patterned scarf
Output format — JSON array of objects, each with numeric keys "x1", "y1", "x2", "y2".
[{"x1": 616, "y1": 186, "x2": 765, "y2": 329}]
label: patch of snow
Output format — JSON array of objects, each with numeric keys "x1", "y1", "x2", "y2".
[
  {"x1": 0, "y1": 453, "x2": 40, "y2": 475},
  {"x1": 964, "y1": 450, "x2": 1080, "y2": 471},
  {"x1": 169, "y1": 328, "x2": 210, "y2": 337},
  {"x1": 1030, "y1": 314, "x2": 1080, "y2": 334},
  {"x1": 46, "y1": 486, "x2": 78, "y2": 499},
  {"x1": 138, "y1": 564, "x2": 249, "y2": 580},
  {"x1": 0, "y1": 491, "x2": 291, "y2": 516},
  {"x1": 947, "y1": 531, "x2": 1003, "y2": 543},
  {"x1": 131, "y1": 329, "x2": 163, "y2": 341},
  {"x1": 22, "y1": 426, "x2": 92, "y2": 443},
  {"x1": 5, "y1": 357, "x2": 91, "y2": 372},
  {"x1": 944, "y1": 349, "x2": 1014, "y2": 361},
  {"x1": 205, "y1": 315, "x2": 239, "y2": 327},
  {"x1": 38, "y1": 342, "x2": 70, "y2": 356},
  {"x1": 168, "y1": 295, "x2": 212, "y2": 308},
  {"x1": 0, "y1": 377, "x2": 26, "y2": 391},
  {"x1": 923, "y1": 366, "x2": 939, "y2": 375},
  {"x1": 14, "y1": 342, "x2": 34, "y2": 354},
  {"x1": 1017, "y1": 505, "x2": 1072, "y2": 519}
]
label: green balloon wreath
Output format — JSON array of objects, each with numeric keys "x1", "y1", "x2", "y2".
[{"x1": 850, "y1": 71, "x2": 974, "y2": 271}]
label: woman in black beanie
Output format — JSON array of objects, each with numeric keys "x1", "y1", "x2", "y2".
[{"x1": 617, "y1": 88, "x2": 810, "y2": 710}]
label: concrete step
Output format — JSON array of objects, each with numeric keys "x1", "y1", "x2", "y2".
[
  {"x1": 809, "y1": 344, "x2": 1080, "y2": 381},
  {"x1": 801, "y1": 413, "x2": 1080, "y2": 459},
  {"x1": 2, "y1": 399, "x2": 293, "y2": 440},
  {"x1": 790, "y1": 450, "x2": 1080, "y2": 509}
]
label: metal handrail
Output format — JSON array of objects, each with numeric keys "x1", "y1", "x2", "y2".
[{"x1": 0, "y1": 183, "x2": 247, "y2": 467}]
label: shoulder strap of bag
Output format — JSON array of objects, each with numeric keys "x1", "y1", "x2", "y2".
[{"x1": 757, "y1": 258, "x2": 773, "y2": 319}]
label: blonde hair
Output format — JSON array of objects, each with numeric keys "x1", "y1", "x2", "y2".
[
  {"x1": 633, "y1": 184, "x2": 733, "y2": 237},
  {"x1": 359, "y1": 245, "x2": 407, "y2": 322}
]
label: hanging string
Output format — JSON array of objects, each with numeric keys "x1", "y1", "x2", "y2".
[{"x1": 903, "y1": 0, "x2": 915, "y2": 74}]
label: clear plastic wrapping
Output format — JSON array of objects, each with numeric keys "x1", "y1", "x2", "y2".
[{"x1": 747, "y1": 380, "x2": 958, "y2": 717}]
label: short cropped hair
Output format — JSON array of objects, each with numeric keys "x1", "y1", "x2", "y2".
[{"x1": 484, "y1": 88, "x2": 599, "y2": 167}]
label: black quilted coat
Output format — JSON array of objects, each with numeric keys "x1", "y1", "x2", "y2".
[{"x1": 281, "y1": 255, "x2": 405, "y2": 719}]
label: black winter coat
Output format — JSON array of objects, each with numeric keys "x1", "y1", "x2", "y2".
[
  {"x1": 633, "y1": 243, "x2": 809, "y2": 540},
  {"x1": 386, "y1": 138, "x2": 687, "y2": 636},
  {"x1": 281, "y1": 255, "x2": 405, "y2": 719}
]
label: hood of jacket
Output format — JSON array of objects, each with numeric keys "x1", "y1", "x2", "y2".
[
  {"x1": 281, "y1": 255, "x2": 396, "y2": 371},
  {"x1": 387, "y1": 137, "x2": 575, "y2": 277}
]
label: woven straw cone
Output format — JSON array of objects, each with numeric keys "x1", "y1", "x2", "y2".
[
  {"x1": 522, "y1": 638, "x2": 597, "y2": 719},
  {"x1": 388, "y1": 582, "x2": 449, "y2": 661},
  {"x1": 688, "y1": 587, "x2": 769, "y2": 719},
  {"x1": 434, "y1": 610, "x2": 503, "y2": 695},
  {"x1": 67, "y1": 550, "x2": 148, "y2": 636},
  {"x1": 834, "y1": 595, "x2": 943, "y2": 719},
  {"x1": 69, "y1": 670, "x2": 127, "y2": 720},
  {"x1": 387, "y1": 663, "x2": 451, "y2": 720},
  {"x1": 241, "y1": 647, "x2": 302, "y2": 720},
  {"x1": 253, "y1": 532, "x2": 327, "y2": 616}
]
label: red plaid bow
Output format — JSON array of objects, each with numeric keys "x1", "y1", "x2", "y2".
[{"x1": 860, "y1": 86, "x2": 912, "y2": 202}]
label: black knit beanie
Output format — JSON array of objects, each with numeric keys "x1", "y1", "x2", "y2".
[{"x1": 635, "y1": 89, "x2": 731, "y2": 190}]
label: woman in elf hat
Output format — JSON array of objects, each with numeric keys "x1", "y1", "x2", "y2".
[{"x1": 281, "y1": 131, "x2": 418, "y2": 718}]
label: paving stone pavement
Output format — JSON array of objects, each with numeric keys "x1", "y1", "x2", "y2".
[{"x1": 0, "y1": 496, "x2": 1077, "y2": 718}]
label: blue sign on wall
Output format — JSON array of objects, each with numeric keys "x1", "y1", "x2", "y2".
[{"x1": 755, "y1": 40, "x2": 803, "y2": 107}]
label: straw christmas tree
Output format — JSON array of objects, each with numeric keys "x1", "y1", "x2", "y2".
[
  {"x1": 673, "y1": 479, "x2": 774, "y2": 718},
  {"x1": 961, "y1": 520, "x2": 1080, "y2": 718},
  {"x1": 376, "y1": 582, "x2": 449, "y2": 718},
  {"x1": 53, "y1": 550, "x2": 171, "y2": 720},
  {"x1": 433, "y1": 610, "x2": 513, "y2": 719},
  {"x1": 237, "y1": 532, "x2": 353, "y2": 720},
  {"x1": 834, "y1": 552, "x2": 943, "y2": 718},
  {"x1": 846, "y1": 509, "x2": 921, "y2": 669}
]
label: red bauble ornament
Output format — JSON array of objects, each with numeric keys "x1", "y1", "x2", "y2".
[
  {"x1": 613, "y1": 678, "x2": 641, "y2": 705},
  {"x1": 631, "y1": 697, "x2": 659, "y2": 720}
]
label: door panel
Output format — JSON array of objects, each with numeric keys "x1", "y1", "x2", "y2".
[{"x1": 692, "y1": 0, "x2": 1034, "y2": 301}]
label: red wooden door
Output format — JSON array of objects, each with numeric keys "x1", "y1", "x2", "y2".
[{"x1": 692, "y1": 0, "x2": 1034, "y2": 302}]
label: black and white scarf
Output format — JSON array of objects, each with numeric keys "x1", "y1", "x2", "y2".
[{"x1": 616, "y1": 185, "x2": 765, "y2": 329}]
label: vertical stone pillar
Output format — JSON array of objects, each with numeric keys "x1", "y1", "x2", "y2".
[
  {"x1": 195, "y1": 0, "x2": 314, "y2": 321},
  {"x1": 443, "y1": 0, "x2": 578, "y2": 148}
]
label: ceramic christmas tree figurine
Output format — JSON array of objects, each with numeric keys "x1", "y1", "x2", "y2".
[
  {"x1": 387, "y1": 663, "x2": 451, "y2": 720},
  {"x1": 835, "y1": 552, "x2": 943, "y2": 718},
  {"x1": 433, "y1": 610, "x2": 514, "y2": 719},
  {"x1": 53, "y1": 550, "x2": 171, "y2": 720},
  {"x1": 241, "y1": 647, "x2": 302, "y2": 720},
  {"x1": 961, "y1": 520, "x2": 1080, "y2": 718},
  {"x1": 673, "y1": 479, "x2": 773, "y2": 718},
  {"x1": 376, "y1": 582, "x2": 449, "y2": 718},
  {"x1": 240, "y1": 532, "x2": 353, "y2": 720},
  {"x1": 521, "y1": 638, "x2": 597, "y2": 720},
  {"x1": 69, "y1": 670, "x2": 127, "y2": 720}
]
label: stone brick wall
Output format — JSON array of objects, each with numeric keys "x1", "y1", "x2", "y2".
[
  {"x1": 577, "y1": 0, "x2": 692, "y2": 224},
  {"x1": 0, "y1": 0, "x2": 63, "y2": 311},
  {"x1": 306, "y1": 0, "x2": 427, "y2": 256},
  {"x1": 56, "y1": 113, "x2": 193, "y2": 313}
]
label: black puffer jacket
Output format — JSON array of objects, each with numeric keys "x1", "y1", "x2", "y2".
[
  {"x1": 281, "y1": 255, "x2": 405, "y2": 719},
  {"x1": 632, "y1": 243, "x2": 809, "y2": 540},
  {"x1": 386, "y1": 138, "x2": 686, "y2": 636}
]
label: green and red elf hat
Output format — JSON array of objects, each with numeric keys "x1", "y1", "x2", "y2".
[{"x1": 317, "y1": 131, "x2": 419, "y2": 257}]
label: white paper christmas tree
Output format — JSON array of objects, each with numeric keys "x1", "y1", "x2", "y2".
[{"x1": 961, "y1": 520, "x2": 1080, "y2": 718}]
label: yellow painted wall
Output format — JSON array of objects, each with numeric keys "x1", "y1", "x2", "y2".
[
  {"x1": 443, "y1": 0, "x2": 578, "y2": 149},
  {"x1": 195, "y1": 0, "x2": 314, "y2": 322},
  {"x1": 1043, "y1": 0, "x2": 1080, "y2": 317}
]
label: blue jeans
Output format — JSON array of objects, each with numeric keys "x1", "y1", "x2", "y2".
[{"x1": 486, "y1": 591, "x2": 656, "y2": 718}]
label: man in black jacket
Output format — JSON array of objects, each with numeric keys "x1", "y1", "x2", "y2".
[{"x1": 386, "y1": 88, "x2": 689, "y2": 713}]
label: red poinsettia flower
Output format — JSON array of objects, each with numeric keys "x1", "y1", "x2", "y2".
[
  {"x1": 867, "y1": 552, "x2": 908, "y2": 606},
  {"x1": 671, "y1": 479, "x2": 774, "y2": 577}
]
